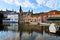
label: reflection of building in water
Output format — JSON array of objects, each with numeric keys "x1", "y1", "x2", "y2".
[
  {"x1": 3, "y1": 23, "x2": 18, "y2": 31},
  {"x1": 0, "y1": 31, "x2": 20, "y2": 40},
  {"x1": 8, "y1": 23, "x2": 18, "y2": 31}
]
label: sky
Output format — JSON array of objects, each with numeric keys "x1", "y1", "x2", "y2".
[{"x1": 0, "y1": 0, "x2": 60, "y2": 13}]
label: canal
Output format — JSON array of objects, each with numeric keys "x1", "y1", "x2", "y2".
[{"x1": 0, "y1": 23, "x2": 60, "y2": 40}]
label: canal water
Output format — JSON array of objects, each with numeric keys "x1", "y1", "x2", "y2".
[{"x1": 0, "y1": 23, "x2": 60, "y2": 40}]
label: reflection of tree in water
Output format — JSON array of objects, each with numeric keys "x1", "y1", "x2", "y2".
[{"x1": 0, "y1": 11, "x2": 4, "y2": 30}]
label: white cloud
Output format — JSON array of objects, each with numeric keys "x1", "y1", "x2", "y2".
[
  {"x1": 22, "y1": 0, "x2": 35, "y2": 8},
  {"x1": 2, "y1": 0, "x2": 60, "y2": 9},
  {"x1": 3, "y1": 0, "x2": 36, "y2": 9},
  {"x1": 36, "y1": 0, "x2": 45, "y2": 5},
  {"x1": 15, "y1": 0, "x2": 36, "y2": 8},
  {"x1": 0, "y1": 8, "x2": 6, "y2": 11},
  {"x1": 45, "y1": 0, "x2": 55, "y2": 9},
  {"x1": 0, "y1": 8, "x2": 13, "y2": 11},
  {"x1": 36, "y1": 0, "x2": 60, "y2": 9},
  {"x1": 3, "y1": 0, "x2": 13, "y2": 4},
  {"x1": 45, "y1": 0, "x2": 60, "y2": 9},
  {"x1": 14, "y1": 0, "x2": 21, "y2": 6}
]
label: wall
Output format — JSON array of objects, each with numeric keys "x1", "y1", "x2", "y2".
[{"x1": 7, "y1": 14, "x2": 18, "y2": 22}]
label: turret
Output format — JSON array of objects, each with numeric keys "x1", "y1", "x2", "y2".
[{"x1": 28, "y1": 10, "x2": 30, "y2": 13}]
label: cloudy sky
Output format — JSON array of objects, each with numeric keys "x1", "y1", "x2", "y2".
[{"x1": 0, "y1": 0, "x2": 60, "y2": 13}]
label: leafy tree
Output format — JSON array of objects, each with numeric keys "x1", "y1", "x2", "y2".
[
  {"x1": 0, "y1": 11, "x2": 3, "y2": 23},
  {"x1": 0, "y1": 11, "x2": 4, "y2": 30}
]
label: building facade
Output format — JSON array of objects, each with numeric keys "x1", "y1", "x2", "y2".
[
  {"x1": 43, "y1": 10, "x2": 60, "y2": 22},
  {"x1": 19, "y1": 6, "x2": 60, "y2": 23},
  {"x1": 2, "y1": 6, "x2": 60, "y2": 23},
  {"x1": 2, "y1": 10, "x2": 18, "y2": 23},
  {"x1": 19, "y1": 6, "x2": 42, "y2": 23}
]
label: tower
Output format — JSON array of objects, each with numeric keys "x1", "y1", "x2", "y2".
[
  {"x1": 19, "y1": 6, "x2": 23, "y2": 13},
  {"x1": 19, "y1": 6, "x2": 23, "y2": 23}
]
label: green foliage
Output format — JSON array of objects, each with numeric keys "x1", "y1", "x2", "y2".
[
  {"x1": 0, "y1": 11, "x2": 3, "y2": 18},
  {"x1": 0, "y1": 11, "x2": 3, "y2": 23}
]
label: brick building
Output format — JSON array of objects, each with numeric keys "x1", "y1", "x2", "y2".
[{"x1": 43, "y1": 10, "x2": 60, "y2": 22}]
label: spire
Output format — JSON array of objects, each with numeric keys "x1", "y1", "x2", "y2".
[
  {"x1": 19, "y1": 6, "x2": 23, "y2": 13},
  {"x1": 31, "y1": 10, "x2": 33, "y2": 13},
  {"x1": 28, "y1": 10, "x2": 30, "y2": 13}
]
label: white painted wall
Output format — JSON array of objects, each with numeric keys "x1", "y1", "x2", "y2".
[{"x1": 7, "y1": 14, "x2": 18, "y2": 22}]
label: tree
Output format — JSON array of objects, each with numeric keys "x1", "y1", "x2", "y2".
[{"x1": 0, "y1": 11, "x2": 4, "y2": 30}]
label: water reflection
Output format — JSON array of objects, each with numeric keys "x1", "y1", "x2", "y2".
[
  {"x1": 0, "y1": 31, "x2": 20, "y2": 40},
  {"x1": 0, "y1": 23, "x2": 60, "y2": 40},
  {"x1": 3, "y1": 23, "x2": 18, "y2": 31},
  {"x1": 43, "y1": 31, "x2": 60, "y2": 40},
  {"x1": 20, "y1": 31, "x2": 60, "y2": 40}
]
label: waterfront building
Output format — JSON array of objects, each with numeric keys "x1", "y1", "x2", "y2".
[
  {"x1": 19, "y1": 6, "x2": 60, "y2": 23},
  {"x1": 1, "y1": 10, "x2": 18, "y2": 23},
  {"x1": 43, "y1": 10, "x2": 60, "y2": 22},
  {"x1": 1, "y1": 6, "x2": 60, "y2": 23},
  {"x1": 19, "y1": 6, "x2": 42, "y2": 23}
]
